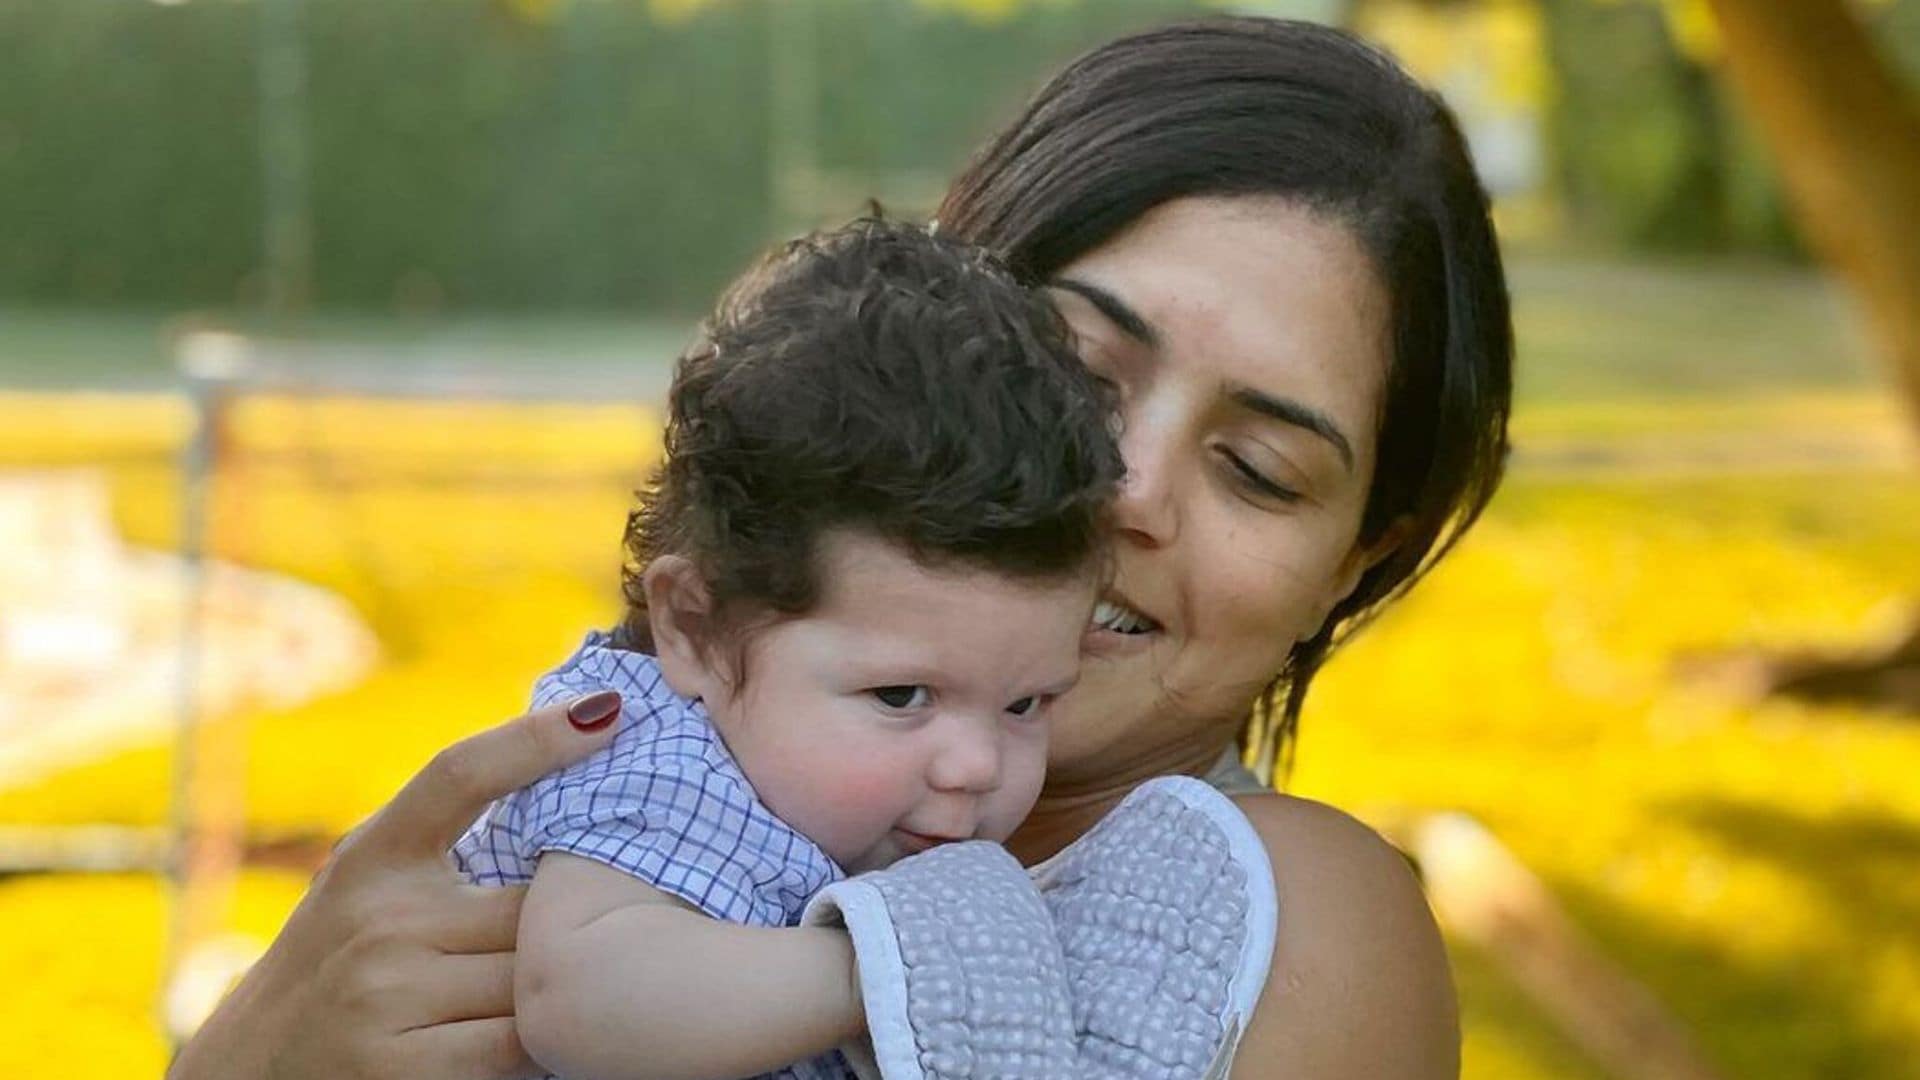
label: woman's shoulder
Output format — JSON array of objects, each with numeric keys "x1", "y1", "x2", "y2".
[{"x1": 1227, "y1": 792, "x2": 1460, "y2": 1079}]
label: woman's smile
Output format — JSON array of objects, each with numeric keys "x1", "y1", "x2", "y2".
[
  {"x1": 1041, "y1": 195, "x2": 1392, "y2": 787},
  {"x1": 1084, "y1": 587, "x2": 1165, "y2": 657}
]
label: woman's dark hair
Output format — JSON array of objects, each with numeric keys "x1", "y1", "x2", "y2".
[
  {"x1": 937, "y1": 17, "x2": 1513, "y2": 782},
  {"x1": 621, "y1": 217, "x2": 1122, "y2": 651}
]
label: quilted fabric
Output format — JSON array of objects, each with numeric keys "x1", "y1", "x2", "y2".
[
  {"x1": 812, "y1": 777, "x2": 1275, "y2": 1080},
  {"x1": 806, "y1": 840, "x2": 1077, "y2": 1080},
  {"x1": 1040, "y1": 783, "x2": 1255, "y2": 1079}
]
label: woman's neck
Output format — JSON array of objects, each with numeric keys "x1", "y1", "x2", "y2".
[{"x1": 1005, "y1": 737, "x2": 1230, "y2": 865}]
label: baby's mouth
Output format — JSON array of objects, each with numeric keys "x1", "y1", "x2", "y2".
[{"x1": 893, "y1": 828, "x2": 967, "y2": 854}]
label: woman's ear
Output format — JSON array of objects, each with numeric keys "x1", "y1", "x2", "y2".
[
  {"x1": 642, "y1": 555, "x2": 724, "y2": 702},
  {"x1": 1305, "y1": 516, "x2": 1415, "y2": 644}
]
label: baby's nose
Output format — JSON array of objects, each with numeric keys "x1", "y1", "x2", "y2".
[{"x1": 926, "y1": 720, "x2": 1002, "y2": 794}]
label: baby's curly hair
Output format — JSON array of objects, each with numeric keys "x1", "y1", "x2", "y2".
[{"x1": 621, "y1": 217, "x2": 1123, "y2": 644}]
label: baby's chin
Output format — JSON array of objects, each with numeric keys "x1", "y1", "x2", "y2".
[
  {"x1": 837, "y1": 849, "x2": 896, "y2": 876},
  {"x1": 838, "y1": 827, "x2": 1007, "y2": 875},
  {"x1": 834, "y1": 833, "x2": 927, "y2": 876}
]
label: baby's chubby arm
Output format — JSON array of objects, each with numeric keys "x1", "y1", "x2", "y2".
[{"x1": 517, "y1": 851, "x2": 865, "y2": 1080}]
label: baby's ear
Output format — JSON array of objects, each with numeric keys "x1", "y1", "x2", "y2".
[{"x1": 642, "y1": 555, "x2": 723, "y2": 701}]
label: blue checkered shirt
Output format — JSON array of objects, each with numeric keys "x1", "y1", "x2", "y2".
[{"x1": 453, "y1": 631, "x2": 854, "y2": 1080}]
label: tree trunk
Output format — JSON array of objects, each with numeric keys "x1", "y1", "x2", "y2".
[{"x1": 1703, "y1": 0, "x2": 1920, "y2": 436}]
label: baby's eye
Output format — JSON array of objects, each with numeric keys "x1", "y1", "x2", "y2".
[
  {"x1": 871, "y1": 685, "x2": 931, "y2": 710},
  {"x1": 1005, "y1": 695, "x2": 1045, "y2": 718}
]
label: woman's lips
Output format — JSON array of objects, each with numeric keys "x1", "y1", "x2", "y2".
[
  {"x1": 1091, "y1": 598, "x2": 1158, "y2": 634},
  {"x1": 1085, "y1": 594, "x2": 1162, "y2": 656}
]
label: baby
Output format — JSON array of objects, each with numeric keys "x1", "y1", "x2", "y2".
[{"x1": 453, "y1": 219, "x2": 1122, "y2": 1080}]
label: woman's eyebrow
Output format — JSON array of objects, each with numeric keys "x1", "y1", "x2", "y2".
[
  {"x1": 1051, "y1": 275, "x2": 1353, "y2": 472},
  {"x1": 1049, "y1": 277, "x2": 1159, "y2": 347},
  {"x1": 1226, "y1": 382, "x2": 1355, "y2": 473}
]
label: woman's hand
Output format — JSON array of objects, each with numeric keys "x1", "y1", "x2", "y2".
[{"x1": 167, "y1": 691, "x2": 623, "y2": 1080}]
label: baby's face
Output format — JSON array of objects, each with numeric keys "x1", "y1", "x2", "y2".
[{"x1": 705, "y1": 531, "x2": 1096, "y2": 875}]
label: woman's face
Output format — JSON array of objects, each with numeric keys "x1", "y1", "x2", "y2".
[{"x1": 1042, "y1": 196, "x2": 1393, "y2": 786}]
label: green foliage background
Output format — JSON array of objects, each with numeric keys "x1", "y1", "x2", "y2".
[
  {"x1": 1538, "y1": 0, "x2": 1920, "y2": 256},
  {"x1": 5, "y1": 0, "x2": 1918, "y2": 311},
  {"x1": 0, "y1": 0, "x2": 1197, "y2": 311}
]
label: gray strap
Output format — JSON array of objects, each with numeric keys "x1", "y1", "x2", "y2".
[
  {"x1": 803, "y1": 841, "x2": 1075, "y2": 1079},
  {"x1": 1034, "y1": 776, "x2": 1279, "y2": 1079}
]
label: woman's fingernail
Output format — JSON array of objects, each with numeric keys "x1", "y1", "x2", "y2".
[{"x1": 567, "y1": 690, "x2": 622, "y2": 731}]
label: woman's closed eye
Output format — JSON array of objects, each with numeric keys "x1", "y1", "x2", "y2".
[
  {"x1": 1057, "y1": 312, "x2": 1132, "y2": 396},
  {"x1": 870, "y1": 685, "x2": 931, "y2": 711},
  {"x1": 1216, "y1": 446, "x2": 1302, "y2": 505}
]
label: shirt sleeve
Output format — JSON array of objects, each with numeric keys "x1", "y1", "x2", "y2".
[{"x1": 514, "y1": 695, "x2": 771, "y2": 923}]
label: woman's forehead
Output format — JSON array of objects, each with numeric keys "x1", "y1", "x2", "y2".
[{"x1": 1056, "y1": 196, "x2": 1391, "y2": 457}]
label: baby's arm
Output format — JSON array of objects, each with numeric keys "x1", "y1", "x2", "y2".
[{"x1": 516, "y1": 851, "x2": 865, "y2": 1080}]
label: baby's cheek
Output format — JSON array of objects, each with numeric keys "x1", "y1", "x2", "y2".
[
  {"x1": 985, "y1": 742, "x2": 1049, "y2": 839},
  {"x1": 818, "y1": 757, "x2": 918, "y2": 831},
  {"x1": 739, "y1": 746, "x2": 866, "y2": 846}
]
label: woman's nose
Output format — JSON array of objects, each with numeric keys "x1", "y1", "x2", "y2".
[
  {"x1": 1109, "y1": 404, "x2": 1180, "y2": 548},
  {"x1": 926, "y1": 720, "x2": 1002, "y2": 794}
]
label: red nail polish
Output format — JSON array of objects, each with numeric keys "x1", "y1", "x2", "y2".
[{"x1": 567, "y1": 690, "x2": 621, "y2": 731}]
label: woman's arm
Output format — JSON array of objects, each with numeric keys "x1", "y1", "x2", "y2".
[
  {"x1": 167, "y1": 694, "x2": 622, "y2": 1080},
  {"x1": 1228, "y1": 793, "x2": 1461, "y2": 1080},
  {"x1": 516, "y1": 852, "x2": 863, "y2": 1080}
]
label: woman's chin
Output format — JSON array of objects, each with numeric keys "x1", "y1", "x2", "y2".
[
  {"x1": 1051, "y1": 634, "x2": 1275, "y2": 780},
  {"x1": 1048, "y1": 649, "x2": 1176, "y2": 774}
]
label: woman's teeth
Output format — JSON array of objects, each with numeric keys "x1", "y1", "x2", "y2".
[{"x1": 1092, "y1": 600, "x2": 1156, "y2": 634}]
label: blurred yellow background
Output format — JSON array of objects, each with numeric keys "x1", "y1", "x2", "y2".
[{"x1": 3, "y1": 0, "x2": 1918, "y2": 1077}]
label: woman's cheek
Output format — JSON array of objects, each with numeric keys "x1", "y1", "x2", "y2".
[{"x1": 1182, "y1": 544, "x2": 1318, "y2": 689}]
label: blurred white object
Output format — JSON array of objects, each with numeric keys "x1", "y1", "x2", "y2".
[
  {"x1": 176, "y1": 330, "x2": 253, "y2": 382},
  {"x1": 0, "y1": 473, "x2": 132, "y2": 674},
  {"x1": 0, "y1": 470, "x2": 378, "y2": 786},
  {"x1": 164, "y1": 933, "x2": 268, "y2": 1041}
]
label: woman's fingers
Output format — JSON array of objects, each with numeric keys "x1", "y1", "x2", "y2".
[
  {"x1": 428, "y1": 884, "x2": 526, "y2": 955},
  {"x1": 351, "y1": 692, "x2": 622, "y2": 864},
  {"x1": 395, "y1": 1016, "x2": 539, "y2": 1080},
  {"x1": 411, "y1": 951, "x2": 518, "y2": 1024},
  {"x1": 174, "y1": 698, "x2": 621, "y2": 1080}
]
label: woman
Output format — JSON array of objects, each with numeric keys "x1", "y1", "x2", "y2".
[{"x1": 171, "y1": 17, "x2": 1509, "y2": 1080}]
